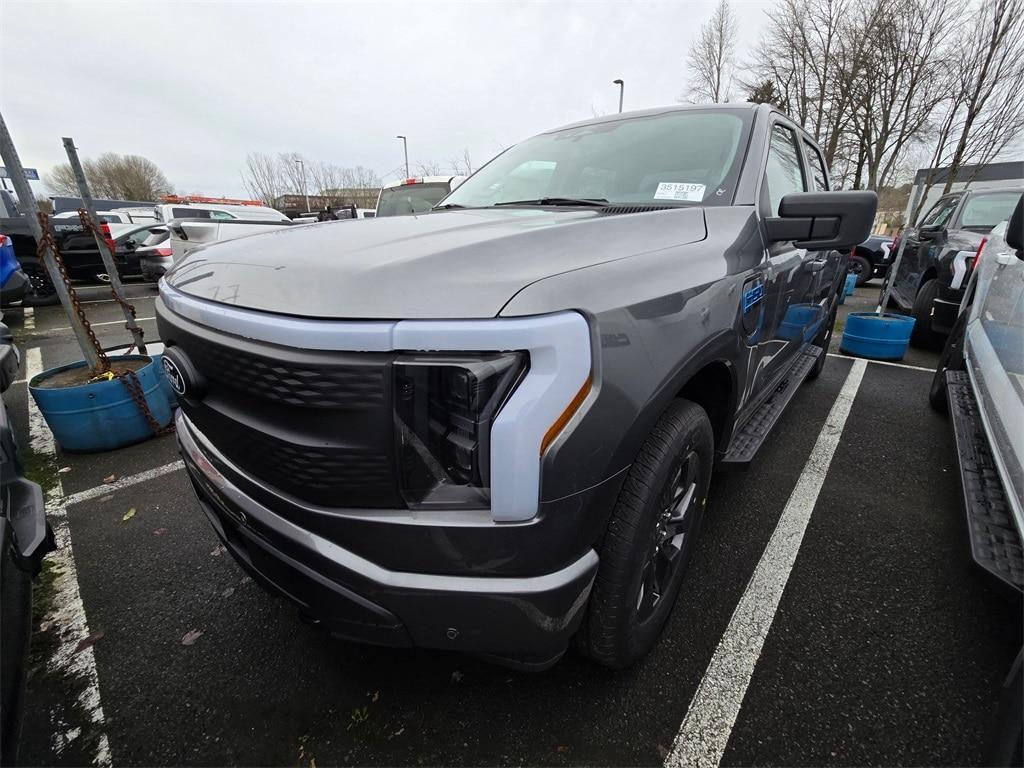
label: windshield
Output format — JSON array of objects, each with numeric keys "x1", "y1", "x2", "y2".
[
  {"x1": 959, "y1": 191, "x2": 1022, "y2": 230},
  {"x1": 443, "y1": 109, "x2": 751, "y2": 209},
  {"x1": 376, "y1": 183, "x2": 452, "y2": 217}
]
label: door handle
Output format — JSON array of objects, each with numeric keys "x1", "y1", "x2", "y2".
[{"x1": 804, "y1": 259, "x2": 827, "y2": 273}]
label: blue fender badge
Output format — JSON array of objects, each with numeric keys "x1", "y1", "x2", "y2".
[{"x1": 742, "y1": 282, "x2": 764, "y2": 312}]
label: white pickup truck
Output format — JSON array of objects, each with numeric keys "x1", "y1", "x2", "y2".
[
  {"x1": 167, "y1": 217, "x2": 294, "y2": 265},
  {"x1": 931, "y1": 196, "x2": 1022, "y2": 765}
]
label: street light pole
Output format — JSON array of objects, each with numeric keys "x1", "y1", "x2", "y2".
[
  {"x1": 613, "y1": 79, "x2": 624, "y2": 113},
  {"x1": 296, "y1": 157, "x2": 310, "y2": 212},
  {"x1": 396, "y1": 135, "x2": 409, "y2": 178}
]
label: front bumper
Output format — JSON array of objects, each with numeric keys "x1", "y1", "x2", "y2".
[
  {"x1": 0, "y1": 270, "x2": 27, "y2": 307},
  {"x1": 178, "y1": 412, "x2": 599, "y2": 668}
]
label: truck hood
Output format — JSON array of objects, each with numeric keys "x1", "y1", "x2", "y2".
[{"x1": 163, "y1": 207, "x2": 707, "y2": 319}]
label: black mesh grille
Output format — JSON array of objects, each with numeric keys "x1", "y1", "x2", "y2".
[
  {"x1": 157, "y1": 303, "x2": 400, "y2": 508},
  {"x1": 185, "y1": 341, "x2": 384, "y2": 410}
]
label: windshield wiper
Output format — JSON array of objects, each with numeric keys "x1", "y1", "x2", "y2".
[
  {"x1": 493, "y1": 197, "x2": 608, "y2": 207},
  {"x1": 434, "y1": 203, "x2": 467, "y2": 209}
]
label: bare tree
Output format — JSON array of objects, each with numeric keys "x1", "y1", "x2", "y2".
[
  {"x1": 684, "y1": 0, "x2": 738, "y2": 102},
  {"x1": 450, "y1": 149, "x2": 473, "y2": 176},
  {"x1": 240, "y1": 152, "x2": 287, "y2": 206},
  {"x1": 45, "y1": 152, "x2": 172, "y2": 200},
  {"x1": 415, "y1": 161, "x2": 444, "y2": 176},
  {"x1": 913, "y1": 0, "x2": 1024, "y2": 211}
]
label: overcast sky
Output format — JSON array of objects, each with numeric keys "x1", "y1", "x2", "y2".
[{"x1": 2, "y1": 0, "x2": 772, "y2": 198}]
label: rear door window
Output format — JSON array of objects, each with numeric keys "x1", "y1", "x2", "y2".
[
  {"x1": 171, "y1": 207, "x2": 212, "y2": 219},
  {"x1": 957, "y1": 191, "x2": 1022, "y2": 230},
  {"x1": 765, "y1": 124, "x2": 807, "y2": 215}
]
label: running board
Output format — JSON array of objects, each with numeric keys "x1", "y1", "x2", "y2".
[
  {"x1": 722, "y1": 345, "x2": 821, "y2": 464},
  {"x1": 946, "y1": 370, "x2": 1023, "y2": 593}
]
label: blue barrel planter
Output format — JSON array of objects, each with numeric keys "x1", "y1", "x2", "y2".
[
  {"x1": 845, "y1": 272, "x2": 858, "y2": 296},
  {"x1": 840, "y1": 312, "x2": 916, "y2": 361},
  {"x1": 29, "y1": 355, "x2": 172, "y2": 452},
  {"x1": 105, "y1": 342, "x2": 176, "y2": 408}
]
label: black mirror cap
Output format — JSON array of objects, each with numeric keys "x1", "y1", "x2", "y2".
[
  {"x1": 767, "y1": 190, "x2": 878, "y2": 250},
  {"x1": 1006, "y1": 196, "x2": 1023, "y2": 259}
]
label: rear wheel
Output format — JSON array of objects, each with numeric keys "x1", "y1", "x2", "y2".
[
  {"x1": 850, "y1": 254, "x2": 873, "y2": 286},
  {"x1": 19, "y1": 257, "x2": 60, "y2": 307},
  {"x1": 578, "y1": 399, "x2": 714, "y2": 669},
  {"x1": 929, "y1": 309, "x2": 968, "y2": 413},
  {"x1": 910, "y1": 278, "x2": 942, "y2": 349}
]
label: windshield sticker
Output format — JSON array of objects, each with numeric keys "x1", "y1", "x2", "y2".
[{"x1": 654, "y1": 182, "x2": 706, "y2": 202}]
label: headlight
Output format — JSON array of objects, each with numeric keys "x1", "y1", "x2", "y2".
[{"x1": 393, "y1": 352, "x2": 527, "y2": 509}]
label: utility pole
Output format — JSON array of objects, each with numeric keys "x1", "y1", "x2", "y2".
[
  {"x1": 63, "y1": 138, "x2": 147, "y2": 354},
  {"x1": 295, "y1": 157, "x2": 310, "y2": 212},
  {"x1": 613, "y1": 79, "x2": 625, "y2": 113},
  {"x1": 0, "y1": 112, "x2": 101, "y2": 370},
  {"x1": 397, "y1": 135, "x2": 409, "y2": 178}
]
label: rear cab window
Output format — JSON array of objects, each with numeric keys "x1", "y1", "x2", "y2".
[{"x1": 376, "y1": 183, "x2": 452, "y2": 217}]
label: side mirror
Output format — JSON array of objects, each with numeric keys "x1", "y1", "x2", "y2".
[
  {"x1": 918, "y1": 223, "x2": 943, "y2": 240},
  {"x1": 1006, "y1": 197, "x2": 1023, "y2": 261},
  {"x1": 765, "y1": 190, "x2": 877, "y2": 250}
]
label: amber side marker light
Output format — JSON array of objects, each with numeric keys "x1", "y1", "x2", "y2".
[{"x1": 540, "y1": 375, "x2": 592, "y2": 455}]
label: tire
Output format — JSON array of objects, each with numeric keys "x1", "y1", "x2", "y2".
[
  {"x1": 19, "y1": 257, "x2": 60, "y2": 307},
  {"x1": 807, "y1": 294, "x2": 839, "y2": 380},
  {"x1": 578, "y1": 399, "x2": 714, "y2": 669},
  {"x1": 910, "y1": 278, "x2": 942, "y2": 349},
  {"x1": 850, "y1": 254, "x2": 873, "y2": 287},
  {"x1": 929, "y1": 309, "x2": 968, "y2": 413}
]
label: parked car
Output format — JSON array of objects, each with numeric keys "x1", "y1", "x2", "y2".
[
  {"x1": 0, "y1": 190, "x2": 121, "y2": 304},
  {"x1": 156, "y1": 103, "x2": 875, "y2": 670},
  {"x1": 153, "y1": 197, "x2": 289, "y2": 224},
  {"x1": 849, "y1": 233, "x2": 893, "y2": 286},
  {"x1": 0, "y1": 234, "x2": 27, "y2": 307},
  {"x1": 929, "y1": 197, "x2": 1022, "y2": 766},
  {"x1": 137, "y1": 226, "x2": 172, "y2": 283},
  {"x1": 167, "y1": 217, "x2": 293, "y2": 265},
  {"x1": 887, "y1": 186, "x2": 1023, "y2": 348},
  {"x1": 52, "y1": 209, "x2": 153, "y2": 225},
  {"x1": 374, "y1": 176, "x2": 467, "y2": 217},
  {"x1": 0, "y1": 320, "x2": 54, "y2": 767}
]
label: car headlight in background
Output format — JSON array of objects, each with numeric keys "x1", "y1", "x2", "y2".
[{"x1": 394, "y1": 352, "x2": 527, "y2": 509}]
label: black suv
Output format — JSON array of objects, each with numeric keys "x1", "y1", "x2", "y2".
[
  {"x1": 887, "y1": 187, "x2": 1023, "y2": 348},
  {"x1": 157, "y1": 104, "x2": 875, "y2": 670}
]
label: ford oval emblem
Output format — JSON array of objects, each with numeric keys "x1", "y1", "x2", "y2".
[{"x1": 161, "y1": 347, "x2": 205, "y2": 400}]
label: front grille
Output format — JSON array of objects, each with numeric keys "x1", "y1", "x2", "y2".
[
  {"x1": 185, "y1": 340, "x2": 384, "y2": 410},
  {"x1": 157, "y1": 302, "x2": 401, "y2": 508}
]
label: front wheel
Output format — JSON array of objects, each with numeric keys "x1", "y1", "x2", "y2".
[
  {"x1": 578, "y1": 399, "x2": 714, "y2": 669},
  {"x1": 910, "y1": 279, "x2": 942, "y2": 349},
  {"x1": 19, "y1": 257, "x2": 60, "y2": 307},
  {"x1": 850, "y1": 254, "x2": 873, "y2": 287}
]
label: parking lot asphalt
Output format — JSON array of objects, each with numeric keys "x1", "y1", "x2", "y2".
[{"x1": 2, "y1": 279, "x2": 1021, "y2": 767}]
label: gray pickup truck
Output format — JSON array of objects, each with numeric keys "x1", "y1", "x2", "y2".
[{"x1": 156, "y1": 104, "x2": 875, "y2": 670}]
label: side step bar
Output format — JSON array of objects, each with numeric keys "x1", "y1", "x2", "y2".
[
  {"x1": 722, "y1": 345, "x2": 821, "y2": 464},
  {"x1": 946, "y1": 370, "x2": 1023, "y2": 593}
]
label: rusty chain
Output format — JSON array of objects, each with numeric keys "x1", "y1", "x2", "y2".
[
  {"x1": 76, "y1": 209, "x2": 143, "y2": 326},
  {"x1": 36, "y1": 212, "x2": 110, "y2": 370},
  {"x1": 36, "y1": 211, "x2": 173, "y2": 437}
]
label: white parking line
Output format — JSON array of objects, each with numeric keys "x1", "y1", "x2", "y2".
[
  {"x1": 665, "y1": 358, "x2": 868, "y2": 768},
  {"x1": 26, "y1": 316, "x2": 156, "y2": 335},
  {"x1": 826, "y1": 352, "x2": 933, "y2": 373},
  {"x1": 24, "y1": 348, "x2": 113, "y2": 767},
  {"x1": 59, "y1": 460, "x2": 185, "y2": 511},
  {"x1": 23, "y1": 305, "x2": 35, "y2": 331}
]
